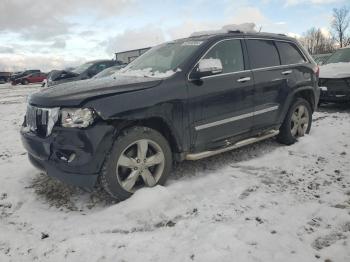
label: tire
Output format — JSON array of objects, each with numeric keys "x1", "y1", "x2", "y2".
[
  {"x1": 100, "y1": 126, "x2": 172, "y2": 200},
  {"x1": 277, "y1": 98, "x2": 312, "y2": 145},
  {"x1": 22, "y1": 80, "x2": 29, "y2": 85}
]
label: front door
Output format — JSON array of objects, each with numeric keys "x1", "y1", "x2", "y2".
[{"x1": 187, "y1": 38, "x2": 255, "y2": 151}]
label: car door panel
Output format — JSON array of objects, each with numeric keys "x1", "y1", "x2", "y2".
[
  {"x1": 189, "y1": 71, "x2": 254, "y2": 149},
  {"x1": 187, "y1": 39, "x2": 255, "y2": 151},
  {"x1": 245, "y1": 39, "x2": 290, "y2": 130},
  {"x1": 251, "y1": 67, "x2": 293, "y2": 129}
]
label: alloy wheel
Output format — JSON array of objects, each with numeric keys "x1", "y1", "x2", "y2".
[
  {"x1": 116, "y1": 139, "x2": 165, "y2": 192},
  {"x1": 290, "y1": 105, "x2": 309, "y2": 137}
]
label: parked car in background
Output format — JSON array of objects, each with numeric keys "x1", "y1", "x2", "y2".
[
  {"x1": 10, "y1": 70, "x2": 40, "y2": 82},
  {"x1": 93, "y1": 64, "x2": 126, "y2": 78},
  {"x1": 312, "y1": 53, "x2": 333, "y2": 65},
  {"x1": 47, "y1": 60, "x2": 121, "y2": 87},
  {"x1": 12, "y1": 72, "x2": 47, "y2": 85},
  {"x1": 319, "y1": 46, "x2": 350, "y2": 103},
  {"x1": 21, "y1": 28, "x2": 320, "y2": 200},
  {"x1": 0, "y1": 72, "x2": 12, "y2": 83}
]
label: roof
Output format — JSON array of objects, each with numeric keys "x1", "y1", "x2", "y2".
[{"x1": 189, "y1": 30, "x2": 292, "y2": 40}]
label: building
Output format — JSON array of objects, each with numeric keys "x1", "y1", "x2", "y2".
[{"x1": 115, "y1": 47, "x2": 151, "y2": 64}]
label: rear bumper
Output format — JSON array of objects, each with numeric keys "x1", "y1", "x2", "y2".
[{"x1": 21, "y1": 123, "x2": 115, "y2": 188}]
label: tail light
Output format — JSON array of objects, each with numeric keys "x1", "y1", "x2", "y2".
[{"x1": 314, "y1": 66, "x2": 320, "y2": 78}]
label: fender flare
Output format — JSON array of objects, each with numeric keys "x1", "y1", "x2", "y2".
[{"x1": 278, "y1": 86, "x2": 316, "y2": 124}]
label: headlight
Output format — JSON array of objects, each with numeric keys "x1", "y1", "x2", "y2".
[{"x1": 61, "y1": 108, "x2": 95, "y2": 128}]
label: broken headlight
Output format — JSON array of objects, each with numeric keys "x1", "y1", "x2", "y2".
[{"x1": 60, "y1": 108, "x2": 95, "y2": 128}]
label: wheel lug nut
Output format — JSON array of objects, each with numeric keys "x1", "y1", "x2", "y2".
[{"x1": 136, "y1": 159, "x2": 140, "y2": 163}]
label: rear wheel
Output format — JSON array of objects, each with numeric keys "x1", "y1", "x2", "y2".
[
  {"x1": 100, "y1": 126, "x2": 172, "y2": 200},
  {"x1": 277, "y1": 98, "x2": 312, "y2": 145},
  {"x1": 22, "y1": 79, "x2": 29, "y2": 85}
]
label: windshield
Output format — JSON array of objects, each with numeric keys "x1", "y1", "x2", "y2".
[
  {"x1": 71, "y1": 62, "x2": 94, "y2": 74},
  {"x1": 325, "y1": 48, "x2": 350, "y2": 64},
  {"x1": 94, "y1": 65, "x2": 125, "y2": 78},
  {"x1": 117, "y1": 40, "x2": 204, "y2": 78}
]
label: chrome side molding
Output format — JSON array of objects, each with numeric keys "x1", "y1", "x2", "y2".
[{"x1": 185, "y1": 129, "x2": 279, "y2": 161}]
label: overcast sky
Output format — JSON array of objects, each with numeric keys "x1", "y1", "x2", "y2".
[{"x1": 0, "y1": 0, "x2": 347, "y2": 71}]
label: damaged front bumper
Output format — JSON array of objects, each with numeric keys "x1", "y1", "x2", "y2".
[
  {"x1": 21, "y1": 123, "x2": 115, "y2": 188},
  {"x1": 319, "y1": 78, "x2": 350, "y2": 102}
]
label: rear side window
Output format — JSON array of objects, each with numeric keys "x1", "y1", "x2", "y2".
[
  {"x1": 275, "y1": 41, "x2": 306, "y2": 65},
  {"x1": 246, "y1": 39, "x2": 280, "y2": 69},
  {"x1": 203, "y1": 39, "x2": 244, "y2": 73}
]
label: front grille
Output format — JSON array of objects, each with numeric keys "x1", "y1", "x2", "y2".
[
  {"x1": 25, "y1": 105, "x2": 60, "y2": 137},
  {"x1": 319, "y1": 78, "x2": 350, "y2": 91}
]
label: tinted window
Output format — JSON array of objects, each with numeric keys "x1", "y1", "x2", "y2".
[
  {"x1": 276, "y1": 41, "x2": 306, "y2": 65},
  {"x1": 246, "y1": 39, "x2": 280, "y2": 69},
  {"x1": 95, "y1": 63, "x2": 109, "y2": 73},
  {"x1": 203, "y1": 39, "x2": 244, "y2": 73}
]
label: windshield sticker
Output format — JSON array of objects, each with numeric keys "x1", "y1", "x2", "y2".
[{"x1": 181, "y1": 41, "x2": 203, "y2": 46}]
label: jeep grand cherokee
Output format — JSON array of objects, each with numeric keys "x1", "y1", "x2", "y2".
[{"x1": 21, "y1": 30, "x2": 320, "y2": 200}]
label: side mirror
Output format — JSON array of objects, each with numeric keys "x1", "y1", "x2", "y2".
[{"x1": 192, "y1": 58, "x2": 223, "y2": 79}]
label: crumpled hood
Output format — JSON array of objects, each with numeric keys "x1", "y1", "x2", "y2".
[
  {"x1": 319, "y1": 62, "x2": 350, "y2": 79},
  {"x1": 29, "y1": 75, "x2": 162, "y2": 107}
]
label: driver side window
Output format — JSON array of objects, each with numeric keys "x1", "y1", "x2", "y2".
[{"x1": 203, "y1": 39, "x2": 244, "y2": 74}]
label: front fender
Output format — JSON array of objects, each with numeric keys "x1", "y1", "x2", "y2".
[{"x1": 84, "y1": 79, "x2": 190, "y2": 153}]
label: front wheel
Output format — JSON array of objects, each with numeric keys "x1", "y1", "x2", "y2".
[
  {"x1": 277, "y1": 98, "x2": 312, "y2": 145},
  {"x1": 100, "y1": 126, "x2": 172, "y2": 200}
]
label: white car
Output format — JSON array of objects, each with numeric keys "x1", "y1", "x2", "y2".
[{"x1": 319, "y1": 46, "x2": 350, "y2": 103}]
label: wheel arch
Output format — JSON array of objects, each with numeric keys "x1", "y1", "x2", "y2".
[
  {"x1": 278, "y1": 86, "x2": 316, "y2": 124},
  {"x1": 109, "y1": 117, "x2": 183, "y2": 157}
]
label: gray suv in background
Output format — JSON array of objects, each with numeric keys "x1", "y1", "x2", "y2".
[{"x1": 47, "y1": 60, "x2": 121, "y2": 87}]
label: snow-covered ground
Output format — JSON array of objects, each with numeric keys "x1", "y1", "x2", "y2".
[{"x1": 0, "y1": 83, "x2": 349, "y2": 262}]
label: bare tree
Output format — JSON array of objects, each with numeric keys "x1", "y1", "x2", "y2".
[
  {"x1": 331, "y1": 6, "x2": 350, "y2": 48},
  {"x1": 300, "y1": 27, "x2": 335, "y2": 54}
]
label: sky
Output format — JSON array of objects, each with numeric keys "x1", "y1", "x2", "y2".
[{"x1": 0, "y1": 0, "x2": 348, "y2": 72}]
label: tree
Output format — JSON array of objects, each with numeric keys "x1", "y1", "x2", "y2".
[
  {"x1": 300, "y1": 27, "x2": 335, "y2": 55},
  {"x1": 331, "y1": 6, "x2": 350, "y2": 48}
]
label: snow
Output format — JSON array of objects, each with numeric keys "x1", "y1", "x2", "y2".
[
  {"x1": 115, "y1": 67, "x2": 181, "y2": 79},
  {"x1": 190, "y1": 23, "x2": 256, "y2": 37},
  {"x1": 319, "y1": 62, "x2": 350, "y2": 79},
  {"x1": 1, "y1": 83, "x2": 350, "y2": 261}
]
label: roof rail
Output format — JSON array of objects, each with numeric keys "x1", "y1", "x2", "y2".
[
  {"x1": 190, "y1": 23, "x2": 256, "y2": 37},
  {"x1": 227, "y1": 30, "x2": 243, "y2": 33}
]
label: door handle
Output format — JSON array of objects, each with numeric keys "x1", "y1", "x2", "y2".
[
  {"x1": 237, "y1": 77, "x2": 251, "y2": 83},
  {"x1": 282, "y1": 70, "x2": 292, "y2": 75}
]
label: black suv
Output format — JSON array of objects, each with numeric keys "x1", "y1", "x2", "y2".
[{"x1": 21, "y1": 31, "x2": 320, "y2": 200}]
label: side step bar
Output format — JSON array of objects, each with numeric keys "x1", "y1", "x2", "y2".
[{"x1": 185, "y1": 130, "x2": 279, "y2": 161}]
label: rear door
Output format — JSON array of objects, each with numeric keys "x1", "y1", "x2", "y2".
[
  {"x1": 245, "y1": 39, "x2": 291, "y2": 130},
  {"x1": 188, "y1": 38, "x2": 255, "y2": 151},
  {"x1": 274, "y1": 40, "x2": 310, "y2": 95}
]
